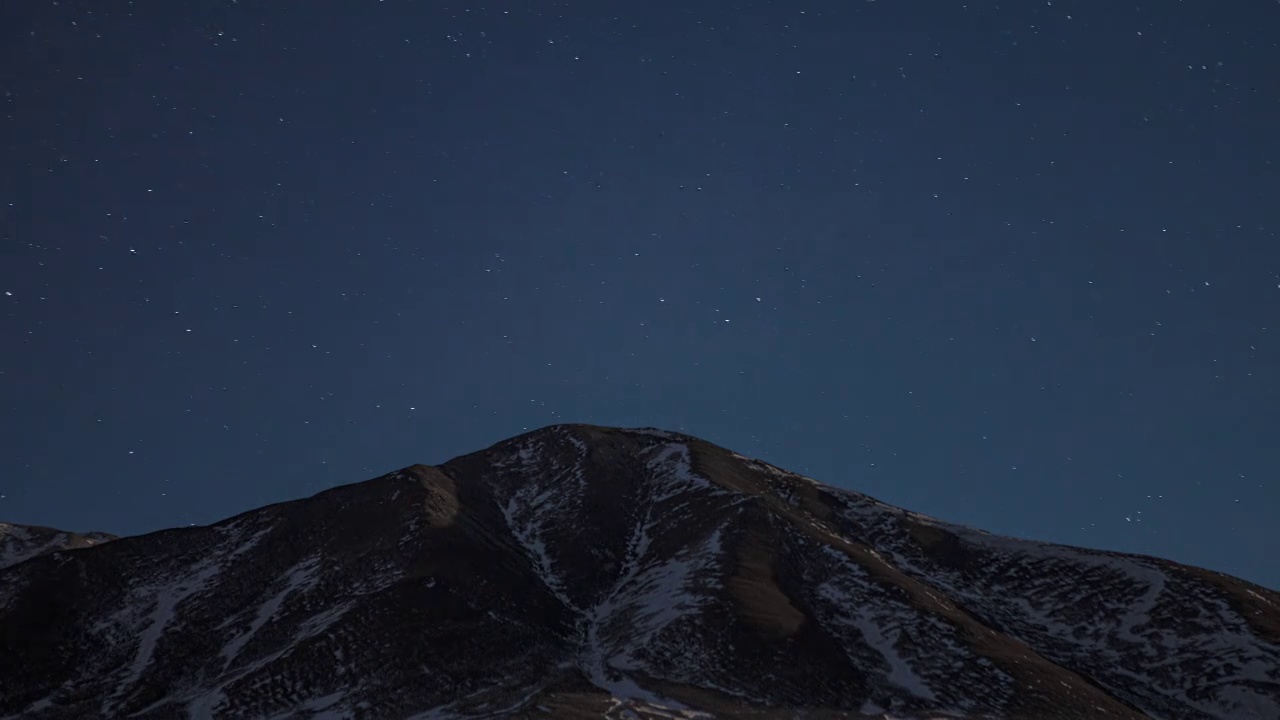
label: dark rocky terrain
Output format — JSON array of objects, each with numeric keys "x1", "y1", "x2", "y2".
[{"x1": 1, "y1": 424, "x2": 1277, "y2": 719}]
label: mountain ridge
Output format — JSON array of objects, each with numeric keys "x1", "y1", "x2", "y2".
[
  {"x1": 1, "y1": 423, "x2": 1277, "y2": 719},
  {"x1": 0, "y1": 521, "x2": 116, "y2": 572}
]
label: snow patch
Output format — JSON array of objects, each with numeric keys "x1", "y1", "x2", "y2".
[
  {"x1": 577, "y1": 485, "x2": 727, "y2": 707},
  {"x1": 818, "y1": 573, "x2": 938, "y2": 701},
  {"x1": 89, "y1": 523, "x2": 275, "y2": 715},
  {"x1": 220, "y1": 556, "x2": 321, "y2": 666},
  {"x1": 103, "y1": 556, "x2": 227, "y2": 715},
  {"x1": 611, "y1": 528, "x2": 725, "y2": 671},
  {"x1": 503, "y1": 494, "x2": 577, "y2": 610},
  {"x1": 264, "y1": 691, "x2": 347, "y2": 719},
  {"x1": 645, "y1": 443, "x2": 720, "y2": 502}
]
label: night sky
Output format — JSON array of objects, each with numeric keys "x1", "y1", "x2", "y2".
[{"x1": 3, "y1": 1, "x2": 1278, "y2": 590}]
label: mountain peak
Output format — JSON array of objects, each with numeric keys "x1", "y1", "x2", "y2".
[{"x1": 2, "y1": 426, "x2": 1277, "y2": 719}]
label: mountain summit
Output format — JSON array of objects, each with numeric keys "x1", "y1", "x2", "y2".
[{"x1": 1, "y1": 424, "x2": 1277, "y2": 719}]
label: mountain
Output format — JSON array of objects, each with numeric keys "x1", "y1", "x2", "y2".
[
  {"x1": 1, "y1": 424, "x2": 1277, "y2": 720},
  {"x1": 0, "y1": 522, "x2": 116, "y2": 572}
]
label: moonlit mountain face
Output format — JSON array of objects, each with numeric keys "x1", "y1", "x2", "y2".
[{"x1": 1, "y1": 425, "x2": 1277, "y2": 720}]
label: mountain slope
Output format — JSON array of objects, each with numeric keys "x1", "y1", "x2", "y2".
[
  {"x1": 0, "y1": 522, "x2": 115, "y2": 571},
  {"x1": 1, "y1": 424, "x2": 1276, "y2": 720}
]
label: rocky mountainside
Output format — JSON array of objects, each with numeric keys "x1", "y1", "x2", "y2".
[
  {"x1": 1, "y1": 424, "x2": 1277, "y2": 720},
  {"x1": 0, "y1": 522, "x2": 116, "y2": 572}
]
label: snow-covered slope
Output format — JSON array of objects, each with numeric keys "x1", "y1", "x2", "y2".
[{"x1": 1, "y1": 424, "x2": 1276, "y2": 720}]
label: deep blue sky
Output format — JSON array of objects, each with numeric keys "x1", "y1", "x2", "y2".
[{"x1": 3, "y1": 1, "x2": 1277, "y2": 589}]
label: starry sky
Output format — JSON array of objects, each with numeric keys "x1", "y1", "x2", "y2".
[{"x1": 3, "y1": 1, "x2": 1278, "y2": 589}]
